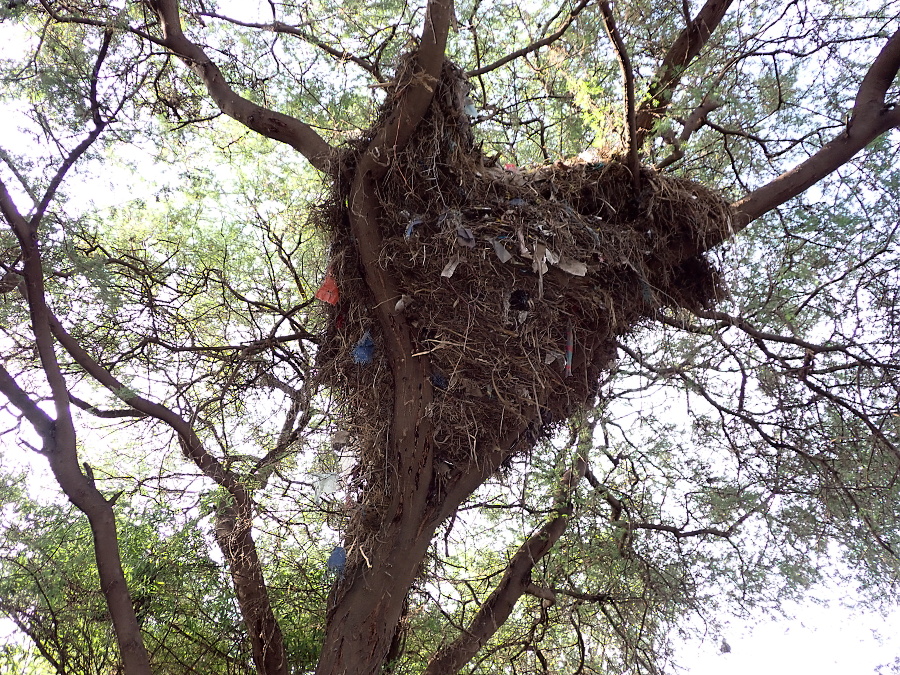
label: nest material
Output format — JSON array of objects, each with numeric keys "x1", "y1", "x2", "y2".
[{"x1": 316, "y1": 61, "x2": 731, "y2": 513}]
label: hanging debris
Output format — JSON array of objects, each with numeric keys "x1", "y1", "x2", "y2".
[
  {"x1": 351, "y1": 331, "x2": 375, "y2": 364},
  {"x1": 315, "y1": 268, "x2": 340, "y2": 305}
]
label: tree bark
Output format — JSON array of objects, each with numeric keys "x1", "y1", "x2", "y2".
[
  {"x1": 215, "y1": 500, "x2": 289, "y2": 675},
  {"x1": 0, "y1": 180, "x2": 153, "y2": 675}
]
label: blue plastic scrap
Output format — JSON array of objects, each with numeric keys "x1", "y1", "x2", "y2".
[
  {"x1": 327, "y1": 546, "x2": 346, "y2": 579},
  {"x1": 430, "y1": 371, "x2": 449, "y2": 391},
  {"x1": 404, "y1": 216, "x2": 424, "y2": 239},
  {"x1": 352, "y1": 330, "x2": 376, "y2": 364}
]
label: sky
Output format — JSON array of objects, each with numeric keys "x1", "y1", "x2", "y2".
[{"x1": 682, "y1": 600, "x2": 900, "y2": 675}]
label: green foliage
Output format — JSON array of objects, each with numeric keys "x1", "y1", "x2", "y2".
[
  {"x1": 0, "y1": 477, "x2": 259, "y2": 674},
  {"x1": 1, "y1": 0, "x2": 900, "y2": 673}
]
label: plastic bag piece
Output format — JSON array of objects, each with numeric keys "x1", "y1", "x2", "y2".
[
  {"x1": 327, "y1": 546, "x2": 347, "y2": 579},
  {"x1": 352, "y1": 330, "x2": 376, "y2": 364},
  {"x1": 441, "y1": 254, "x2": 461, "y2": 278},
  {"x1": 544, "y1": 350, "x2": 565, "y2": 365},
  {"x1": 395, "y1": 294, "x2": 412, "y2": 312},
  {"x1": 509, "y1": 289, "x2": 531, "y2": 311},
  {"x1": 314, "y1": 472, "x2": 340, "y2": 498},
  {"x1": 430, "y1": 371, "x2": 449, "y2": 391},
  {"x1": 532, "y1": 243, "x2": 549, "y2": 275},
  {"x1": 404, "y1": 216, "x2": 424, "y2": 239},
  {"x1": 456, "y1": 226, "x2": 476, "y2": 248},
  {"x1": 491, "y1": 238, "x2": 513, "y2": 263},
  {"x1": 438, "y1": 209, "x2": 463, "y2": 229},
  {"x1": 555, "y1": 256, "x2": 588, "y2": 276},
  {"x1": 315, "y1": 269, "x2": 340, "y2": 305}
]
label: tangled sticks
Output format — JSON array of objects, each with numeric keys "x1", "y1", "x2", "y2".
[{"x1": 315, "y1": 60, "x2": 731, "y2": 531}]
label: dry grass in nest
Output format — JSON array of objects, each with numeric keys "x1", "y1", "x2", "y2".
[{"x1": 314, "y1": 60, "x2": 732, "y2": 534}]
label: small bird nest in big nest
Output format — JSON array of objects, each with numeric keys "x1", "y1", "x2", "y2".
[{"x1": 315, "y1": 61, "x2": 732, "y2": 496}]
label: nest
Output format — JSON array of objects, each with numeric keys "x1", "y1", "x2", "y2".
[{"x1": 315, "y1": 60, "x2": 731, "y2": 522}]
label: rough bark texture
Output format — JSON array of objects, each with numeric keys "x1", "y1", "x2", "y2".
[
  {"x1": 215, "y1": 502, "x2": 289, "y2": 675},
  {"x1": 313, "y1": 3, "x2": 460, "y2": 671}
]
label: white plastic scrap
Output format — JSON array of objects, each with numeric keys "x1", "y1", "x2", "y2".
[
  {"x1": 555, "y1": 256, "x2": 588, "y2": 276},
  {"x1": 544, "y1": 350, "x2": 565, "y2": 365},
  {"x1": 490, "y1": 238, "x2": 513, "y2": 263},
  {"x1": 532, "y1": 243, "x2": 549, "y2": 275},
  {"x1": 456, "y1": 226, "x2": 476, "y2": 248},
  {"x1": 441, "y1": 254, "x2": 461, "y2": 278},
  {"x1": 314, "y1": 472, "x2": 341, "y2": 498},
  {"x1": 395, "y1": 294, "x2": 412, "y2": 312}
]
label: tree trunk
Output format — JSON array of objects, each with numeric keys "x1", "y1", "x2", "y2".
[
  {"x1": 215, "y1": 498, "x2": 289, "y2": 675},
  {"x1": 49, "y1": 454, "x2": 152, "y2": 675}
]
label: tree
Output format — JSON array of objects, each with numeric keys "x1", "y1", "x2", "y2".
[{"x1": 0, "y1": 1, "x2": 899, "y2": 674}]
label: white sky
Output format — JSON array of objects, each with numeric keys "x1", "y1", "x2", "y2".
[{"x1": 682, "y1": 600, "x2": 900, "y2": 674}]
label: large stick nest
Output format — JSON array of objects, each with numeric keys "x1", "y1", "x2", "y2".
[{"x1": 315, "y1": 60, "x2": 731, "y2": 504}]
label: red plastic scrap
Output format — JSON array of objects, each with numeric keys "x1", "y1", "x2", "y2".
[{"x1": 315, "y1": 269, "x2": 340, "y2": 305}]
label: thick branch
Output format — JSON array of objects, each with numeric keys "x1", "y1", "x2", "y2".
[
  {"x1": 68, "y1": 393, "x2": 148, "y2": 419},
  {"x1": 730, "y1": 27, "x2": 900, "y2": 231},
  {"x1": 356, "y1": 0, "x2": 453, "y2": 183},
  {"x1": 46, "y1": 313, "x2": 240, "y2": 492},
  {"x1": 148, "y1": 0, "x2": 336, "y2": 172},
  {"x1": 599, "y1": 1, "x2": 639, "y2": 191},
  {"x1": 423, "y1": 457, "x2": 587, "y2": 675},
  {"x1": 656, "y1": 95, "x2": 723, "y2": 170},
  {"x1": 634, "y1": 0, "x2": 734, "y2": 148},
  {"x1": 214, "y1": 501, "x2": 288, "y2": 675},
  {"x1": 342, "y1": 0, "x2": 454, "y2": 514},
  {"x1": 0, "y1": 178, "x2": 152, "y2": 675},
  {"x1": 49, "y1": 301, "x2": 290, "y2": 675},
  {"x1": 0, "y1": 364, "x2": 55, "y2": 440}
]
